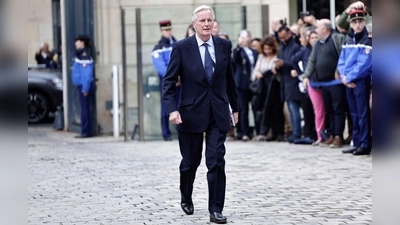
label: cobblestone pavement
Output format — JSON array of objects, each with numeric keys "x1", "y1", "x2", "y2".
[{"x1": 28, "y1": 125, "x2": 372, "y2": 225}]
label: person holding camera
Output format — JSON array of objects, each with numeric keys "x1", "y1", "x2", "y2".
[{"x1": 337, "y1": 0, "x2": 372, "y2": 33}]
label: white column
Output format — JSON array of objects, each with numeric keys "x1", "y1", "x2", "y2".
[
  {"x1": 330, "y1": 0, "x2": 336, "y2": 27},
  {"x1": 60, "y1": 0, "x2": 68, "y2": 130},
  {"x1": 303, "y1": 0, "x2": 307, "y2": 12},
  {"x1": 112, "y1": 65, "x2": 120, "y2": 137}
]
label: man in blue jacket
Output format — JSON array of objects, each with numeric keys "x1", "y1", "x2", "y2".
[
  {"x1": 338, "y1": 10, "x2": 372, "y2": 155},
  {"x1": 276, "y1": 26, "x2": 302, "y2": 143},
  {"x1": 72, "y1": 35, "x2": 95, "y2": 138},
  {"x1": 151, "y1": 20, "x2": 180, "y2": 141}
]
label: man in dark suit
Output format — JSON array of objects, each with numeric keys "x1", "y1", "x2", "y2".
[
  {"x1": 232, "y1": 30, "x2": 258, "y2": 141},
  {"x1": 162, "y1": 5, "x2": 239, "y2": 224}
]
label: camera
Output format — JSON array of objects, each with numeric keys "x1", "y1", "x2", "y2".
[{"x1": 300, "y1": 11, "x2": 312, "y2": 19}]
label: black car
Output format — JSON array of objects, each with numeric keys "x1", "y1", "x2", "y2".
[{"x1": 28, "y1": 67, "x2": 63, "y2": 123}]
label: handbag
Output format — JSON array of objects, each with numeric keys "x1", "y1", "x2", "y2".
[{"x1": 249, "y1": 78, "x2": 263, "y2": 95}]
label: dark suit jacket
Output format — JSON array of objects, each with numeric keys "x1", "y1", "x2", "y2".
[
  {"x1": 162, "y1": 35, "x2": 239, "y2": 133},
  {"x1": 232, "y1": 46, "x2": 259, "y2": 90},
  {"x1": 278, "y1": 36, "x2": 301, "y2": 101}
]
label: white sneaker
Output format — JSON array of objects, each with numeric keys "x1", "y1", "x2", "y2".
[{"x1": 312, "y1": 140, "x2": 321, "y2": 146}]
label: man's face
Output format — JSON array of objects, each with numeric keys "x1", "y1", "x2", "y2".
[
  {"x1": 350, "y1": 19, "x2": 366, "y2": 33},
  {"x1": 212, "y1": 21, "x2": 219, "y2": 35},
  {"x1": 75, "y1": 40, "x2": 84, "y2": 50},
  {"x1": 251, "y1": 40, "x2": 260, "y2": 50},
  {"x1": 277, "y1": 30, "x2": 290, "y2": 43},
  {"x1": 315, "y1": 23, "x2": 325, "y2": 40},
  {"x1": 309, "y1": 33, "x2": 319, "y2": 46},
  {"x1": 193, "y1": 9, "x2": 214, "y2": 40},
  {"x1": 160, "y1": 28, "x2": 172, "y2": 38}
]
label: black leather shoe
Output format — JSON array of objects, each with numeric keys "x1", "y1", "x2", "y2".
[
  {"x1": 353, "y1": 147, "x2": 371, "y2": 155},
  {"x1": 180, "y1": 195, "x2": 194, "y2": 215},
  {"x1": 164, "y1": 137, "x2": 172, "y2": 141},
  {"x1": 342, "y1": 147, "x2": 358, "y2": 154},
  {"x1": 210, "y1": 212, "x2": 227, "y2": 224}
]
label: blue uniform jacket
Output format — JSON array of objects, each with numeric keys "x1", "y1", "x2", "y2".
[
  {"x1": 338, "y1": 27, "x2": 372, "y2": 83},
  {"x1": 151, "y1": 36, "x2": 177, "y2": 78},
  {"x1": 72, "y1": 48, "x2": 94, "y2": 94}
]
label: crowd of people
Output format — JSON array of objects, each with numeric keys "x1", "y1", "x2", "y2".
[
  {"x1": 152, "y1": 1, "x2": 372, "y2": 155},
  {"x1": 224, "y1": 0, "x2": 372, "y2": 156}
]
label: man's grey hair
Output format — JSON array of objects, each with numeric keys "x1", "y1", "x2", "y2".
[
  {"x1": 324, "y1": 23, "x2": 333, "y2": 31},
  {"x1": 192, "y1": 5, "x2": 215, "y2": 22}
]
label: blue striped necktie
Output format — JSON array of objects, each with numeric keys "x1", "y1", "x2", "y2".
[{"x1": 202, "y1": 43, "x2": 215, "y2": 83}]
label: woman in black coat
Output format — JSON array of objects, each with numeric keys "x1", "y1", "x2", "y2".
[{"x1": 251, "y1": 35, "x2": 284, "y2": 141}]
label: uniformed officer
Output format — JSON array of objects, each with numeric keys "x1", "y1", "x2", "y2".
[
  {"x1": 338, "y1": 10, "x2": 372, "y2": 155},
  {"x1": 72, "y1": 35, "x2": 95, "y2": 138},
  {"x1": 151, "y1": 20, "x2": 180, "y2": 141}
]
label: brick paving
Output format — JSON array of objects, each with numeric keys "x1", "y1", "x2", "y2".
[{"x1": 28, "y1": 125, "x2": 372, "y2": 224}]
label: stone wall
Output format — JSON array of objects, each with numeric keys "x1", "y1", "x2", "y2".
[
  {"x1": 28, "y1": 0, "x2": 54, "y2": 65},
  {"x1": 93, "y1": 0, "x2": 295, "y2": 137}
]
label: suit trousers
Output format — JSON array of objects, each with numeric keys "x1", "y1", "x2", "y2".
[
  {"x1": 178, "y1": 109, "x2": 227, "y2": 213},
  {"x1": 300, "y1": 92, "x2": 316, "y2": 140},
  {"x1": 78, "y1": 85, "x2": 94, "y2": 136},
  {"x1": 237, "y1": 89, "x2": 252, "y2": 138},
  {"x1": 321, "y1": 84, "x2": 347, "y2": 139},
  {"x1": 346, "y1": 77, "x2": 371, "y2": 149}
]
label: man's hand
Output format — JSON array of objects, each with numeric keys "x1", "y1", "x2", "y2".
[
  {"x1": 255, "y1": 71, "x2": 263, "y2": 79},
  {"x1": 346, "y1": 82, "x2": 356, "y2": 89},
  {"x1": 272, "y1": 68, "x2": 277, "y2": 75},
  {"x1": 291, "y1": 70, "x2": 298, "y2": 77},
  {"x1": 303, "y1": 77, "x2": 310, "y2": 89},
  {"x1": 275, "y1": 59, "x2": 284, "y2": 69},
  {"x1": 83, "y1": 92, "x2": 88, "y2": 97},
  {"x1": 303, "y1": 15, "x2": 317, "y2": 26},
  {"x1": 175, "y1": 76, "x2": 181, "y2": 87},
  {"x1": 169, "y1": 111, "x2": 182, "y2": 124},
  {"x1": 342, "y1": 76, "x2": 347, "y2": 85},
  {"x1": 346, "y1": 1, "x2": 365, "y2": 13},
  {"x1": 233, "y1": 112, "x2": 239, "y2": 126},
  {"x1": 334, "y1": 72, "x2": 340, "y2": 80}
]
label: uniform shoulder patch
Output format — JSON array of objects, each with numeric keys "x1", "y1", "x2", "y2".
[{"x1": 365, "y1": 48, "x2": 371, "y2": 54}]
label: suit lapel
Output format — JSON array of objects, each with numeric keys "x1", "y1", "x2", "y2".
[
  {"x1": 211, "y1": 36, "x2": 223, "y2": 84},
  {"x1": 188, "y1": 35, "x2": 208, "y2": 81}
]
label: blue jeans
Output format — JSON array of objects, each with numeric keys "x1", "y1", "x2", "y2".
[{"x1": 287, "y1": 100, "x2": 302, "y2": 137}]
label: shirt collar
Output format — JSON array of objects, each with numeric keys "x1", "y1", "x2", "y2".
[
  {"x1": 319, "y1": 33, "x2": 331, "y2": 44},
  {"x1": 195, "y1": 34, "x2": 214, "y2": 48}
]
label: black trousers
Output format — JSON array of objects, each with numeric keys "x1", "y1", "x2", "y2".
[
  {"x1": 321, "y1": 84, "x2": 347, "y2": 138},
  {"x1": 237, "y1": 89, "x2": 252, "y2": 138},
  {"x1": 178, "y1": 110, "x2": 226, "y2": 213},
  {"x1": 300, "y1": 92, "x2": 316, "y2": 140},
  {"x1": 260, "y1": 79, "x2": 284, "y2": 136}
]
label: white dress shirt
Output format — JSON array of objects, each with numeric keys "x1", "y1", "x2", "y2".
[{"x1": 195, "y1": 34, "x2": 216, "y2": 72}]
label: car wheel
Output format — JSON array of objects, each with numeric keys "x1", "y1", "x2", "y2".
[{"x1": 28, "y1": 92, "x2": 49, "y2": 123}]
